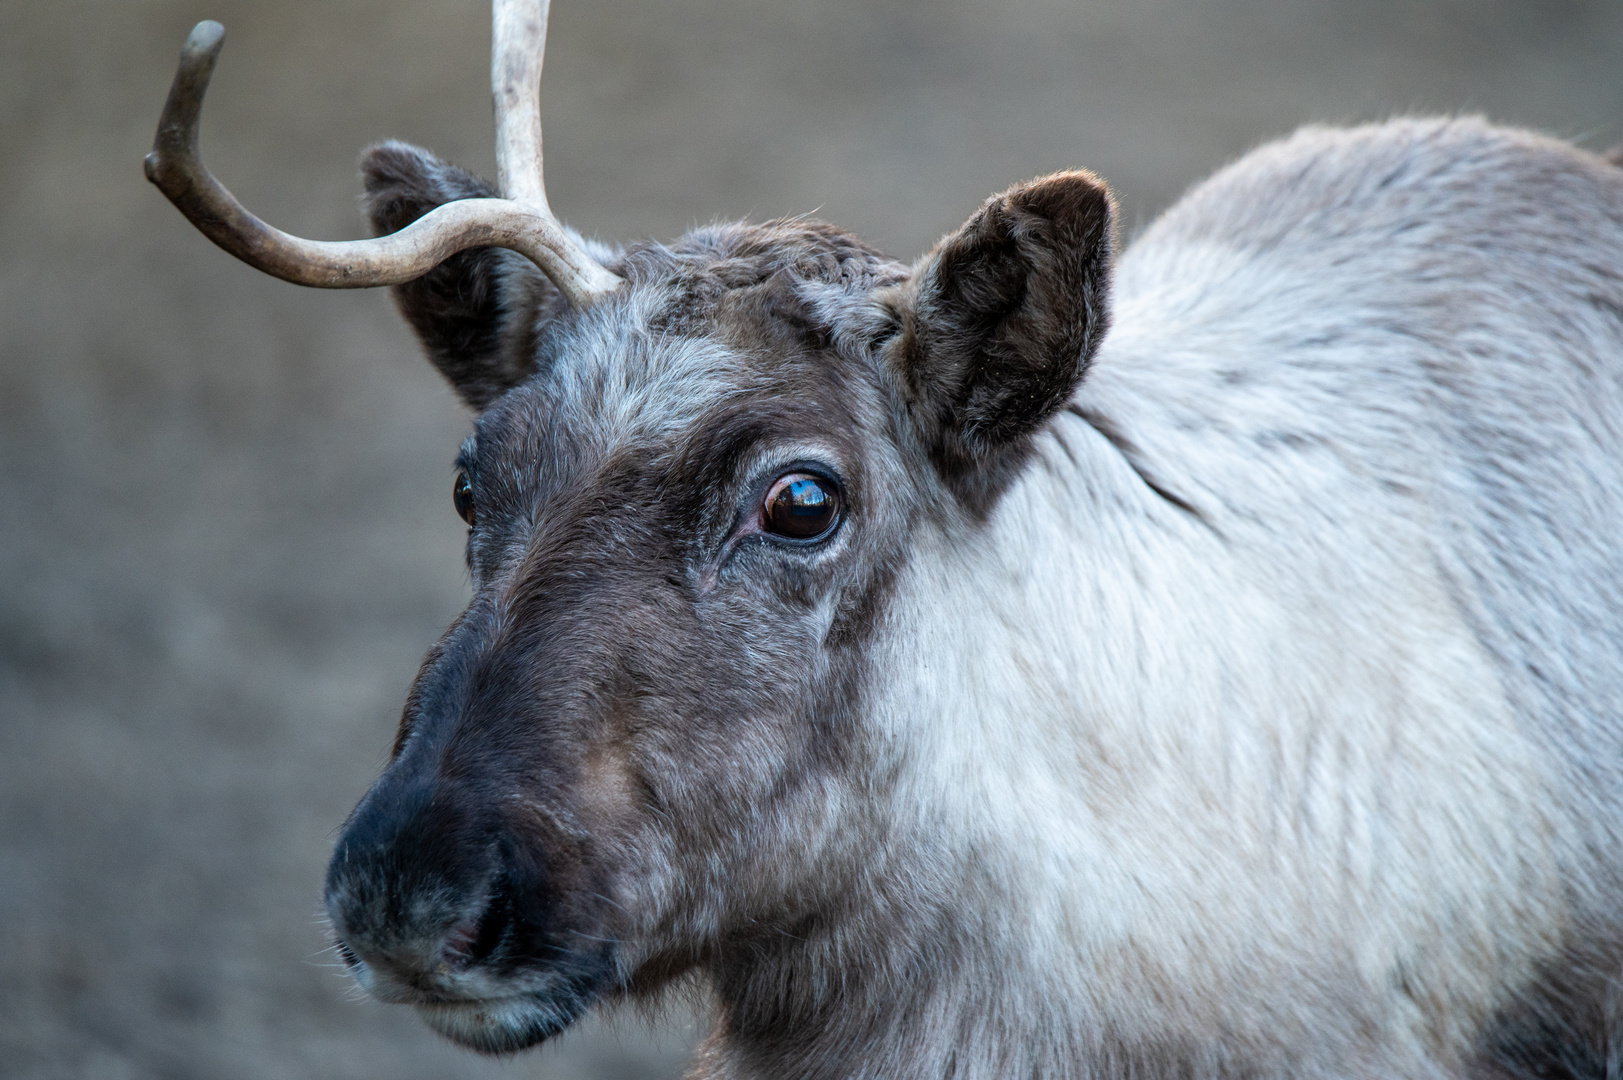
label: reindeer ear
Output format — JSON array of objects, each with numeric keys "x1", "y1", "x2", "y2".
[
  {"x1": 361, "y1": 141, "x2": 568, "y2": 412},
  {"x1": 884, "y1": 171, "x2": 1114, "y2": 507}
]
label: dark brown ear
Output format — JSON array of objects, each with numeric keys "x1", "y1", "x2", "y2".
[
  {"x1": 885, "y1": 171, "x2": 1114, "y2": 509},
  {"x1": 361, "y1": 141, "x2": 566, "y2": 411}
]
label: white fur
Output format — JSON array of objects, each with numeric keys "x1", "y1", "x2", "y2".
[{"x1": 844, "y1": 118, "x2": 1623, "y2": 1077}]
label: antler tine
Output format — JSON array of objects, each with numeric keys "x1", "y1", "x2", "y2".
[
  {"x1": 493, "y1": 0, "x2": 550, "y2": 208},
  {"x1": 145, "y1": 11, "x2": 621, "y2": 306}
]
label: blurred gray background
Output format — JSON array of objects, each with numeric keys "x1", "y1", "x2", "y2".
[{"x1": 3, "y1": 1, "x2": 1621, "y2": 1077}]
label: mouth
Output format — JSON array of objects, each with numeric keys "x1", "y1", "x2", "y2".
[
  {"x1": 338, "y1": 943, "x2": 613, "y2": 1054},
  {"x1": 414, "y1": 993, "x2": 592, "y2": 1054}
]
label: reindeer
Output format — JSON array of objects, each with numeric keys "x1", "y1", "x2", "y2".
[{"x1": 146, "y1": 2, "x2": 1623, "y2": 1077}]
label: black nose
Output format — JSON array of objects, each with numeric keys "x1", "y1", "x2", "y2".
[{"x1": 324, "y1": 761, "x2": 513, "y2": 997}]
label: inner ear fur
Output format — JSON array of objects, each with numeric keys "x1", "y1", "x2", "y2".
[
  {"x1": 361, "y1": 141, "x2": 567, "y2": 412},
  {"x1": 885, "y1": 170, "x2": 1115, "y2": 507}
]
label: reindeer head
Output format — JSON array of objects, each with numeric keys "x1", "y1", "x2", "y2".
[{"x1": 149, "y1": 1, "x2": 1113, "y2": 1054}]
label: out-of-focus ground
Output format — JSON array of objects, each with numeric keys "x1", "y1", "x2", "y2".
[{"x1": 2, "y1": 2, "x2": 1621, "y2": 1077}]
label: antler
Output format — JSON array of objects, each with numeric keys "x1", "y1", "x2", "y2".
[{"x1": 144, "y1": 2, "x2": 621, "y2": 307}]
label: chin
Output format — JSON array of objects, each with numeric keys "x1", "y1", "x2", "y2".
[{"x1": 414, "y1": 993, "x2": 591, "y2": 1055}]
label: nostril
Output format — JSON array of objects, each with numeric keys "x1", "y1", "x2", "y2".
[
  {"x1": 441, "y1": 885, "x2": 512, "y2": 969},
  {"x1": 441, "y1": 917, "x2": 480, "y2": 968}
]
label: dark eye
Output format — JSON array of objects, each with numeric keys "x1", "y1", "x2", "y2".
[
  {"x1": 764, "y1": 473, "x2": 840, "y2": 540},
  {"x1": 453, "y1": 471, "x2": 475, "y2": 526}
]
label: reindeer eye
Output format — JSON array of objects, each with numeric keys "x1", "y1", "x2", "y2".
[
  {"x1": 453, "y1": 472, "x2": 475, "y2": 526},
  {"x1": 764, "y1": 473, "x2": 840, "y2": 540}
]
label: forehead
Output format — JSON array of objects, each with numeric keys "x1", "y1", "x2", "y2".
[{"x1": 472, "y1": 222, "x2": 906, "y2": 474}]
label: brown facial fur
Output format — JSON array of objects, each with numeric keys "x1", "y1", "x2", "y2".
[{"x1": 325, "y1": 143, "x2": 1116, "y2": 1057}]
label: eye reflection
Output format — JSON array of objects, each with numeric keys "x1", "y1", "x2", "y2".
[{"x1": 764, "y1": 473, "x2": 840, "y2": 540}]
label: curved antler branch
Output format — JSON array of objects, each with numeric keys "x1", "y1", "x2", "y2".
[{"x1": 144, "y1": 10, "x2": 621, "y2": 306}]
